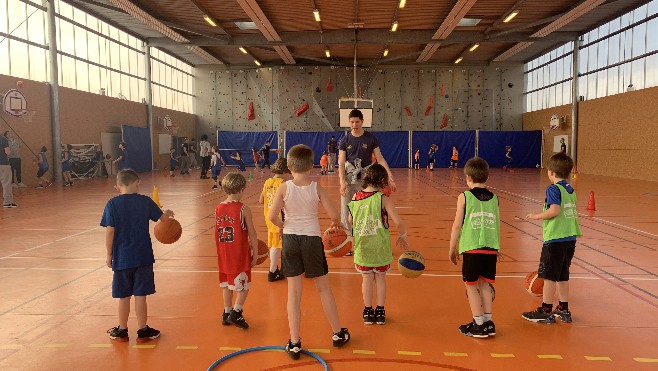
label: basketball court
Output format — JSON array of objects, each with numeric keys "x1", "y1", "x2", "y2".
[{"x1": 3, "y1": 0, "x2": 658, "y2": 370}]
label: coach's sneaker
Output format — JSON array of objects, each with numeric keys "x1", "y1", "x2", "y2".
[
  {"x1": 332, "y1": 328, "x2": 350, "y2": 347},
  {"x1": 483, "y1": 320, "x2": 496, "y2": 336},
  {"x1": 553, "y1": 308, "x2": 572, "y2": 323},
  {"x1": 107, "y1": 326, "x2": 128, "y2": 342},
  {"x1": 375, "y1": 306, "x2": 386, "y2": 325},
  {"x1": 522, "y1": 307, "x2": 556, "y2": 324},
  {"x1": 458, "y1": 321, "x2": 488, "y2": 338},
  {"x1": 362, "y1": 307, "x2": 375, "y2": 325},
  {"x1": 286, "y1": 339, "x2": 302, "y2": 360},
  {"x1": 221, "y1": 312, "x2": 231, "y2": 326},
  {"x1": 228, "y1": 309, "x2": 249, "y2": 329},
  {"x1": 136, "y1": 326, "x2": 160, "y2": 343}
]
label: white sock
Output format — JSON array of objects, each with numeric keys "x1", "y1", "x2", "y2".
[
  {"x1": 474, "y1": 315, "x2": 484, "y2": 325},
  {"x1": 224, "y1": 307, "x2": 231, "y2": 314},
  {"x1": 233, "y1": 304, "x2": 243, "y2": 311},
  {"x1": 484, "y1": 313, "x2": 492, "y2": 321}
]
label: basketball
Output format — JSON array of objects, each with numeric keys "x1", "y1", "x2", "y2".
[
  {"x1": 398, "y1": 250, "x2": 425, "y2": 278},
  {"x1": 524, "y1": 270, "x2": 544, "y2": 296},
  {"x1": 255, "y1": 240, "x2": 268, "y2": 265},
  {"x1": 322, "y1": 228, "x2": 352, "y2": 257},
  {"x1": 381, "y1": 185, "x2": 392, "y2": 197},
  {"x1": 16, "y1": 80, "x2": 24, "y2": 88},
  {"x1": 154, "y1": 218, "x2": 182, "y2": 244}
]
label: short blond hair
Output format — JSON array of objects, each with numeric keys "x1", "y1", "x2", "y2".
[
  {"x1": 286, "y1": 144, "x2": 314, "y2": 172},
  {"x1": 221, "y1": 172, "x2": 247, "y2": 194},
  {"x1": 117, "y1": 169, "x2": 139, "y2": 186}
]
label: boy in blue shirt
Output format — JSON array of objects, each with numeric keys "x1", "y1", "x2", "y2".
[
  {"x1": 523, "y1": 153, "x2": 581, "y2": 324},
  {"x1": 101, "y1": 169, "x2": 174, "y2": 342}
]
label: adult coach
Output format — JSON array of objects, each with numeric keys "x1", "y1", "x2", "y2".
[
  {"x1": 199, "y1": 134, "x2": 211, "y2": 179},
  {"x1": 338, "y1": 109, "x2": 396, "y2": 237},
  {"x1": 0, "y1": 125, "x2": 16, "y2": 208},
  {"x1": 327, "y1": 135, "x2": 338, "y2": 172}
]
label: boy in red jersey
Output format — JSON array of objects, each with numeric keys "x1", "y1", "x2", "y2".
[{"x1": 215, "y1": 172, "x2": 259, "y2": 329}]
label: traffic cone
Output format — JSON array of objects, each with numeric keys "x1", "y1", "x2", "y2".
[
  {"x1": 573, "y1": 166, "x2": 579, "y2": 175},
  {"x1": 586, "y1": 191, "x2": 595, "y2": 211},
  {"x1": 152, "y1": 185, "x2": 162, "y2": 208},
  {"x1": 248, "y1": 171, "x2": 253, "y2": 181},
  {"x1": 426, "y1": 166, "x2": 430, "y2": 173}
]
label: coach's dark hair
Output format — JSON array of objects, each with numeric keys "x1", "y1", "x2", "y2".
[
  {"x1": 348, "y1": 109, "x2": 364, "y2": 121},
  {"x1": 464, "y1": 157, "x2": 489, "y2": 183},
  {"x1": 547, "y1": 153, "x2": 574, "y2": 179}
]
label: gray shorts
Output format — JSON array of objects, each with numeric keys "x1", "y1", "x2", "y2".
[{"x1": 281, "y1": 234, "x2": 328, "y2": 278}]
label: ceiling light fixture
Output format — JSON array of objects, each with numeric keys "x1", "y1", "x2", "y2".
[
  {"x1": 503, "y1": 10, "x2": 519, "y2": 23},
  {"x1": 239, "y1": 47, "x2": 248, "y2": 54},
  {"x1": 313, "y1": 9, "x2": 321, "y2": 22},
  {"x1": 203, "y1": 15, "x2": 217, "y2": 27},
  {"x1": 254, "y1": 60, "x2": 261, "y2": 66},
  {"x1": 469, "y1": 43, "x2": 479, "y2": 52},
  {"x1": 391, "y1": 21, "x2": 398, "y2": 32},
  {"x1": 383, "y1": 48, "x2": 389, "y2": 57},
  {"x1": 399, "y1": 0, "x2": 406, "y2": 8},
  {"x1": 325, "y1": 48, "x2": 331, "y2": 58},
  {"x1": 454, "y1": 56, "x2": 463, "y2": 64}
]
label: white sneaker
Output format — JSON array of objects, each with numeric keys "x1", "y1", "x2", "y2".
[
  {"x1": 17, "y1": 183, "x2": 27, "y2": 188},
  {"x1": 12, "y1": 183, "x2": 18, "y2": 188}
]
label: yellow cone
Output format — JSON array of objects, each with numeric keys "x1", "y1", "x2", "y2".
[{"x1": 152, "y1": 185, "x2": 162, "y2": 208}]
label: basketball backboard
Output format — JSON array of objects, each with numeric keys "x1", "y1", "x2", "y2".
[{"x1": 2, "y1": 89, "x2": 27, "y2": 117}]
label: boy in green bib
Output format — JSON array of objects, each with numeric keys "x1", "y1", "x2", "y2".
[
  {"x1": 522, "y1": 153, "x2": 581, "y2": 324},
  {"x1": 449, "y1": 157, "x2": 500, "y2": 338}
]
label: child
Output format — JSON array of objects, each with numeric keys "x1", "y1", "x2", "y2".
[
  {"x1": 210, "y1": 146, "x2": 226, "y2": 190},
  {"x1": 268, "y1": 144, "x2": 350, "y2": 360},
  {"x1": 522, "y1": 153, "x2": 581, "y2": 324},
  {"x1": 348, "y1": 164, "x2": 409, "y2": 325},
  {"x1": 252, "y1": 147, "x2": 261, "y2": 171},
  {"x1": 320, "y1": 151, "x2": 328, "y2": 175},
  {"x1": 62, "y1": 144, "x2": 73, "y2": 187},
  {"x1": 450, "y1": 147, "x2": 459, "y2": 168},
  {"x1": 413, "y1": 149, "x2": 420, "y2": 170},
  {"x1": 428, "y1": 145, "x2": 437, "y2": 171},
  {"x1": 101, "y1": 169, "x2": 174, "y2": 343},
  {"x1": 36, "y1": 146, "x2": 51, "y2": 188},
  {"x1": 448, "y1": 157, "x2": 500, "y2": 338},
  {"x1": 215, "y1": 172, "x2": 259, "y2": 329},
  {"x1": 560, "y1": 138, "x2": 567, "y2": 154},
  {"x1": 504, "y1": 146, "x2": 512, "y2": 170},
  {"x1": 113, "y1": 142, "x2": 127, "y2": 171},
  {"x1": 169, "y1": 148, "x2": 179, "y2": 177},
  {"x1": 258, "y1": 158, "x2": 289, "y2": 282},
  {"x1": 230, "y1": 151, "x2": 246, "y2": 172}
]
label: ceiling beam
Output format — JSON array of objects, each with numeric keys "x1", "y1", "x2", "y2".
[
  {"x1": 417, "y1": 0, "x2": 478, "y2": 62},
  {"x1": 235, "y1": 0, "x2": 295, "y2": 64},
  {"x1": 188, "y1": 0, "x2": 232, "y2": 38},
  {"x1": 484, "y1": 0, "x2": 529, "y2": 34},
  {"x1": 162, "y1": 20, "x2": 229, "y2": 42}
]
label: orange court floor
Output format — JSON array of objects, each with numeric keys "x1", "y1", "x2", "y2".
[{"x1": 1, "y1": 166, "x2": 658, "y2": 371}]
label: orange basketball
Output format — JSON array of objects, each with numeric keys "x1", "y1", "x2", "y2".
[
  {"x1": 16, "y1": 80, "x2": 24, "y2": 88},
  {"x1": 524, "y1": 270, "x2": 544, "y2": 296},
  {"x1": 154, "y1": 218, "x2": 182, "y2": 244},
  {"x1": 322, "y1": 228, "x2": 352, "y2": 257},
  {"x1": 255, "y1": 240, "x2": 269, "y2": 265}
]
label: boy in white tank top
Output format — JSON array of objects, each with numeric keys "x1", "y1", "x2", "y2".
[{"x1": 268, "y1": 144, "x2": 351, "y2": 360}]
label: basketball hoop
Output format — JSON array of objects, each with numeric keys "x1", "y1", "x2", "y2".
[
  {"x1": 2, "y1": 89, "x2": 28, "y2": 118},
  {"x1": 159, "y1": 115, "x2": 177, "y2": 134}
]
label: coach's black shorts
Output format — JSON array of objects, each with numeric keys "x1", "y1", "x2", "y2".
[
  {"x1": 282, "y1": 234, "x2": 328, "y2": 279},
  {"x1": 538, "y1": 240, "x2": 576, "y2": 282},
  {"x1": 462, "y1": 252, "x2": 497, "y2": 285}
]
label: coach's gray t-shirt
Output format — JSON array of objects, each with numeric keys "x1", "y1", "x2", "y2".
[{"x1": 338, "y1": 131, "x2": 380, "y2": 167}]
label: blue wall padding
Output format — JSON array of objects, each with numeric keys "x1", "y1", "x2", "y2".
[
  {"x1": 411, "y1": 131, "x2": 476, "y2": 168},
  {"x1": 284, "y1": 131, "x2": 346, "y2": 166},
  {"x1": 121, "y1": 125, "x2": 152, "y2": 173},
  {"x1": 478, "y1": 131, "x2": 542, "y2": 168},
  {"x1": 217, "y1": 131, "x2": 278, "y2": 167},
  {"x1": 370, "y1": 131, "x2": 409, "y2": 168}
]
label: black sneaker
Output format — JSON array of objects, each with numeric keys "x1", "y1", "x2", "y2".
[
  {"x1": 362, "y1": 307, "x2": 375, "y2": 325},
  {"x1": 228, "y1": 309, "x2": 249, "y2": 329},
  {"x1": 107, "y1": 326, "x2": 128, "y2": 342},
  {"x1": 212, "y1": 185, "x2": 218, "y2": 190},
  {"x1": 222, "y1": 312, "x2": 231, "y2": 326},
  {"x1": 285, "y1": 339, "x2": 302, "y2": 360},
  {"x1": 268, "y1": 268, "x2": 285, "y2": 282},
  {"x1": 345, "y1": 251, "x2": 353, "y2": 256},
  {"x1": 553, "y1": 308, "x2": 572, "y2": 323},
  {"x1": 458, "y1": 321, "x2": 488, "y2": 338},
  {"x1": 483, "y1": 320, "x2": 496, "y2": 336},
  {"x1": 136, "y1": 325, "x2": 160, "y2": 343},
  {"x1": 375, "y1": 306, "x2": 386, "y2": 325},
  {"x1": 522, "y1": 307, "x2": 556, "y2": 324},
  {"x1": 332, "y1": 328, "x2": 350, "y2": 347}
]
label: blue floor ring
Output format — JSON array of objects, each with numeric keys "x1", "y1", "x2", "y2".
[{"x1": 207, "y1": 346, "x2": 328, "y2": 370}]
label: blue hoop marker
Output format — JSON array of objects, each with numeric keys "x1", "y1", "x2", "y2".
[{"x1": 207, "y1": 346, "x2": 328, "y2": 371}]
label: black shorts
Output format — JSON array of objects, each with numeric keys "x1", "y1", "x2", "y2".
[
  {"x1": 538, "y1": 240, "x2": 576, "y2": 281},
  {"x1": 429, "y1": 159, "x2": 435, "y2": 164},
  {"x1": 37, "y1": 168, "x2": 48, "y2": 177},
  {"x1": 462, "y1": 252, "x2": 497, "y2": 285},
  {"x1": 414, "y1": 159, "x2": 419, "y2": 164},
  {"x1": 112, "y1": 265, "x2": 156, "y2": 298},
  {"x1": 281, "y1": 234, "x2": 328, "y2": 279}
]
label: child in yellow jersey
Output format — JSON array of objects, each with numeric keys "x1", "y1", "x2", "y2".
[{"x1": 258, "y1": 158, "x2": 290, "y2": 282}]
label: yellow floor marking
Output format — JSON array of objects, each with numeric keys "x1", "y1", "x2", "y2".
[
  {"x1": 537, "y1": 355, "x2": 563, "y2": 359},
  {"x1": 176, "y1": 346, "x2": 198, "y2": 350},
  {"x1": 634, "y1": 358, "x2": 658, "y2": 363},
  {"x1": 220, "y1": 347, "x2": 241, "y2": 351},
  {"x1": 88, "y1": 344, "x2": 111, "y2": 348},
  {"x1": 43, "y1": 344, "x2": 67, "y2": 348},
  {"x1": 444, "y1": 352, "x2": 468, "y2": 357},
  {"x1": 491, "y1": 353, "x2": 515, "y2": 358},
  {"x1": 308, "y1": 349, "x2": 330, "y2": 354},
  {"x1": 0, "y1": 345, "x2": 23, "y2": 350},
  {"x1": 585, "y1": 356, "x2": 611, "y2": 361},
  {"x1": 398, "y1": 351, "x2": 422, "y2": 356},
  {"x1": 133, "y1": 344, "x2": 156, "y2": 349},
  {"x1": 353, "y1": 350, "x2": 376, "y2": 355}
]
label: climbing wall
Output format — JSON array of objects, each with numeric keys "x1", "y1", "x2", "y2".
[
  {"x1": 383, "y1": 71, "x2": 403, "y2": 130},
  {"x1": 246, "y1": 69, "x2": 274, "y2": 131},
  {"x1": 466, "y1": 69, "x2": 484, "y2": 130},
  {"x1": 436, "y1": 69, "x2": 454, "y2": 130},
  {"x1": 417, "y1": 69, "x2": 437, "y2": 130}
]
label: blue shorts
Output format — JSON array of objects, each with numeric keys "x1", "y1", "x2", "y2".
[
  {"x1": 62, "y1": 162, "x2": 72, "y2": 172},
  {"x1": 211, "y1": 167, "x2": 221, "y2": 178},
  {"x1": 112, "y1": 265, "x2": 156, "y2": 298}
]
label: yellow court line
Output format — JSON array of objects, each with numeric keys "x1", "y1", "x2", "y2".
[
  {"x1": 585, "y1": 356, "x2": 611, "y2": 361},
  {"x1": 537, "y1": 355, "x2": 563, "y2": 359},
  {"x1": 88, "y1": 344, "x2": 111, "y2": 348},
  {"x1": 0, "y1": 345, "x2": 23, "y2": 350},
  {"x1": 444, "y1": 352, "x2": 468, "y2": 357},
  {"x1": 308, "y1": 349, "x2": 330, "y2": 354},
  {"x1": 353, "y1": 350, "x2": 376, "y2": 355},
  {"x1": 133, "y1": 344, "x2": 156, "y2": 349},
  {"x1": 398, "y1": 351, "x2": 422, "y2": 356},
  {"x1": 491, "y1": 353, "x2": 515, "y2": 358},
  {"x1": 176, "y1": 346, "x2": 198, "y2": 350},
  {"x1": 634, "y1": 358, "x2": 658, "y2": 363},
  {"x1": 220, "y1": 347, "x2": 241, "y2": 351},
  {"x1": 43, "y1": 344, "x2": 67, "y2": 348}
]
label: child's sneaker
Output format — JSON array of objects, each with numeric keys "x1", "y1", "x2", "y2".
[
  {"x1": 332, "y1": 328, "x2": 350, "y2": 347},
  {"x1": 221, "y1": 312, "x2": 231, "y2": 326},
  {"x1": 458, "y1": 321, "x2": 488, "y2": 338},
  {"x1": 212, "y1": 185, "x2": 218, "y2": 190},
  {"x1": 228, "y1": 309, "x2": 249, "y2": 329},
  {"x1": 285, "y1": 339, "x2": 302, "y2": 360},
  {"x1": 483, "y1": 320, "x2": 496, "y2": 336},
  {"x1": 375, "y1": 306, "x2": 386, "y2": 325},
  {"x1": 136, "y1": 325, "x2": 160, "y2": 343},
  {"x1": 362, "y1": 307, "x2": 374, "y2": 325},
  {"x1": 553, "y1": 308, "x2": 572, "y2": 323},
  {"x1": 107, "y1": 326, "x2": 128, "y2": 342},
  {"x1": 522, "y1": 307, "x2": 556, "y2": 324},
  {"x1": 267, "y1": 268, "x2": 285, "y2": 282}
]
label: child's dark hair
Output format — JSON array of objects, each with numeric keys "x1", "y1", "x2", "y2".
[
  {"x1": 362, "y1": 163, "x2": 388, "y2": 189},
  {"x1": 287, "y1": 144, "x2": 314, "y2": 172},
  {"x1": 117, "y1": 169, "x2": 139, "y2": 186},
  {"x1": 222, "y1": 172, "x2": 247, "y2": 194},
  {"x1": 464, "y1": 157, "x2": 489, "y2": 183},
  {"x1": 65, "y1": 144, "x2": 72, "y2": 150},
  {"x1": 547, "y1": 153, "x2": 574, "y2": 179},
  {"x1": 271, "y1": 158, "x2": 289, "y2": 174},
  {"x1": 40, "y1": 146, "x2": 47, "y2": 152}
]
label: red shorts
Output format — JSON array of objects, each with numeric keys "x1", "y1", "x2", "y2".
[
  {"x1": 355, "y1": 264, "x2": 391, "y2": 274},
  {"x1": 219, "y1": 271, "x2": 252, "y2": 291}
]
